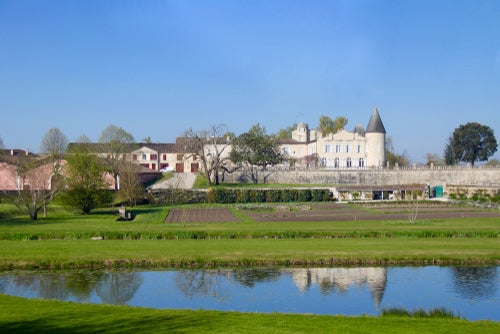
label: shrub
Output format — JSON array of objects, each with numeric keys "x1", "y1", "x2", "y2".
[
  {"x1": 266, "y1": 190, "x2": 282, "y2": 203},
  {"x1": 282, "y1": 189, "x2": 297, "y2": 202},
  {"x1": 249, "y1": 190, "x2": 266, "y2": 203},
  {"x1": 236, "y1": 189, "x2": 250, "y2": 203},
  {"x1": 297, "y1": 189, "x2": 312, "y2": 202},
  {"x1": 215, "y1": 188, "x2": 236, "y2": 204}
]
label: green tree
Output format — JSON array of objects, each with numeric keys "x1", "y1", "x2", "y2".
[
  {"x1": 277, "y1": 123, "x2": 297, "y2": 139},
  {"x1": 230, "y1": 124, "x2": 284, "y2": 183},
  {"x1": 333, "y1": 116, "x2": 348, "y2": 133},
  {"x1": 485, "y1": 158, "x2": 500, "y2": 167},
  {"x1": 444, "y1": 135, "x2": 456, "y2": 165},
  {"x1": 317, "y1": 115, "x2": 334, "y2": 136},
  {"x1": 450, "y1": 122, "x2": 498, "y2": 166},
  {"x1": 62, "y1": 145, "x2": 112, "y2": 214},
  {"x1": 98, "y1": 125, "x2": 136, "y2": 190},
  {"x1": 385, "y1": 136, "x2": 409, "y2": 167}
]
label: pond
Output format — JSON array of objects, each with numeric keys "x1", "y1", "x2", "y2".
[{"x1": 0, "y1": 266, "x2": 498, "y2": 321}]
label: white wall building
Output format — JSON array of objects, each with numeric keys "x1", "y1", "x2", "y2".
[{"x1": 284, "y1": 107, "x2": 386, "y2": 168}]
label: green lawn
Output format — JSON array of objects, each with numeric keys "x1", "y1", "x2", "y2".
[
  {"x1": 0, "y1": 294, "x2": 498, "y2": 334},
  {"x1": 0, "y1": 201, "x2": 499, "y2": 331},
  {"x1": 0, "y1": 202, "x2": 499, "y2": 268},
  {"x1": 0, "y1": 238, "x2": 498, "y2": 269}
]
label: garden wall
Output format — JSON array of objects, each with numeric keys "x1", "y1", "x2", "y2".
[{"x1": 222, "y1": 167, "x2": 500, "y2": 191}]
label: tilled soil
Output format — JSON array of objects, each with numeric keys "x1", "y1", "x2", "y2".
[
  {"x1": 165, "y1": 208, "x2": 240, "y2": 223},
  {"x1": 165, "y1": 204, "x2": 500, "y2": 223}
]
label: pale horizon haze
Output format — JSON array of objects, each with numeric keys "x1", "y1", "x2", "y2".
[{"x1": 1, "y1": 0, "x2": 499, "y2": 163}]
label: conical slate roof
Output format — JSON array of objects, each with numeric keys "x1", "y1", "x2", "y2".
[{"x1": 366, "y1": 107, "x2": 386, "y2": 134}]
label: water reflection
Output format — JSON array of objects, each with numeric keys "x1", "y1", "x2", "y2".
[
  {"x1": 0, "y1": 266, "x2": 498, "y2": 320},
  {"x1": 0, "y1": 271, "x2": 142, "y2": 304},
  {"x1": 451, "y1": 267, "x2": 498, "y2": 300},
  {"x1": 287, "y1": 268, "x2": 387, "y2": 307},
  {"x1": 175, "y1": 270, "x2": 229, "y2": 301}
]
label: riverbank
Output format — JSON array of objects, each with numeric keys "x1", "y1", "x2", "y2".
[
  {"x1": 0, "y1": 238, "x2": 499, "y2": 270},
  {"x1": 0, "y1": 294, "x2": 498, "y2": 334},
  {"x1": 0, "y1": 203, "x2": 499, "y2": 269}
]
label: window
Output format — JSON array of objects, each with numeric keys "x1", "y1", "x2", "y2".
[
  {"x1": 359, "y1": 158, "x2": 364, "y2": 167},
  {"x1": 325, "y1": 144, "x2": 330, "y2": 153},
  {"x1": 162, "y1": 154, "x2": 167, "y2": 161},
  {"x1": 321, "y1": 158, "x2": 326, "y2": 167},
  {"x1": 346, "y1": 145, "x2": 350, "y2": 153},
  {"x1": 347, "y1": 158, "x2": 352, "y2": 167},
  {"x1": 357, "y1": 144, "x2": 361, "y2": 153},
  {"x1": 142, "y1": 154, "x2": 147, "y2": 160},
  {"x1": 151, "y1": 154, "x2": 158, "y2": 160},
  {"x1": 132, "y1": 154, "x2": 137, "y2": 161},
  {"x1": 335, "y1": 144, "x2": 341, "y2": 153},
  {"x1": 334, "y1": 158, "x2": 340, "y2": 168}
]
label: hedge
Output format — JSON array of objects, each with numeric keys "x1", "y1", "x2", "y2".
[{"x1": 210, "y1": 188, "x2": 330, "y2": 204}]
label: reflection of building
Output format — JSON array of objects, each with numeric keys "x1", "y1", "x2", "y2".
[{"x1": 288, "y1": 267, "x2": 387, "y2": 308}]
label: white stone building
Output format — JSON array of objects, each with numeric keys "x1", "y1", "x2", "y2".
[{"x1": 282, "y1": 107, "x2": 386, "y2": 168}]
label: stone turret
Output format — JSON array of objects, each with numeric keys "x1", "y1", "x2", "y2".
[{"x1": 365, "y1": 107, "x2": 386, "y2": 167}]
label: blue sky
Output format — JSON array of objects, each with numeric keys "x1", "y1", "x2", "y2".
[{"x1": 1, "y1": 0, "x2": 499, "y2": 163}]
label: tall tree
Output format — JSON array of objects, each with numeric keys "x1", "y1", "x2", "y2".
[
  {"x1": 181, "y1": 124, "x2": 233, "y2": 186},
  {"x1": 230, "y1": 124, "x2": 284, "y2": 183},
  {"x1": 62, "y1": 145, "x2": 112, "y2": 214},
  {"x1": 98, "y1": 125, "x2": 135, "y2": 190},
  {"x1": 317, "y1": 115, "x2": 334, "y2": 137},
  {"x1": 117, "y1": 160, "x2": 143, "y2": 207},
  {"x1": 277, "y1": 123, "x2": 297, "y2": 139},
  {"x1": 0, "y1": 135, "x2": 4, "y2": 159},
  {"x1": 450, "y1": 122, "x2": 497, "y2": 166},
  {"x1": 75, "y1": 134, "x2": 91, "y2": 143},
  {"x1": 333, "y1": 116, "x2": 348, "y2": 133},
  {"x1": 444, "y1": 135, "x2": 456, "y2": 165},
  {"x1": 40, "y1": 127, "x2": 68, "y2": 159},
  {"x1": 385, "y1": 136, "x2": 409, "y2": 167}
]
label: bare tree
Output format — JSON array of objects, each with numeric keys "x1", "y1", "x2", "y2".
[
  {"x1": 75, "y1": 134, "x2": 91, "y2": 144},
  {"x1": 117, "y1": 160, "x2": 143, "y2": 207},
  {"x1": 181, "y1": 124, "x2": 233, "y2": 186},
  {"x1": 5, "y1": 154, "x2": 61, "y2": 220},
  {"x1": 98, "y1": 125, "x2": 136, "y2": 190},
  {"x1": 40, "y1": 128, "x2": 68, "y2": 159}
]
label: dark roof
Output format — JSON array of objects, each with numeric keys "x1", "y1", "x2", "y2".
[
  {"x1": 67, "y1": 142, "x2": 178, "y2": 154},
  {"x1": 365, "y1": 107, "x2": 386, "y2": 134}
]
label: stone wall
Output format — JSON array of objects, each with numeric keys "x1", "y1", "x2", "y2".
[{"x1": 222, "y1": 167, "x2": 500, "y2": 194}]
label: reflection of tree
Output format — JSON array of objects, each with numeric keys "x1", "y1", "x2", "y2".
[
  {"x1": 232, "y1": 269, "x2": 281, "y2": 288},
  {"x1": 175, "y1": 270, "x2": 229, "y2": 301},
  {"x1": 1, "y1": 271, "x2": 143, "y2": 304},
  {"x1": 95, "y1": 271, "x2": 143, "y2": 304},
  {"x1": 451, "y1": 267, "x2": 498, "y2": 300}
]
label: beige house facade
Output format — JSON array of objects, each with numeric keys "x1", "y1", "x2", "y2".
[{"x1": 282, "y1": 107, "x2": 386, "y2": 169}]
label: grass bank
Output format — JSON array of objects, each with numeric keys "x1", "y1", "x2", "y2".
[
  {"x1": 0, "y1": 238, "x2": 498, "y2": 269},
  {"x1": 0, "y1": 202, "x2": 499, "y2": 268},
  {"x1": 0, "y1": 295, "x2": 498, "y2": 334}
]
